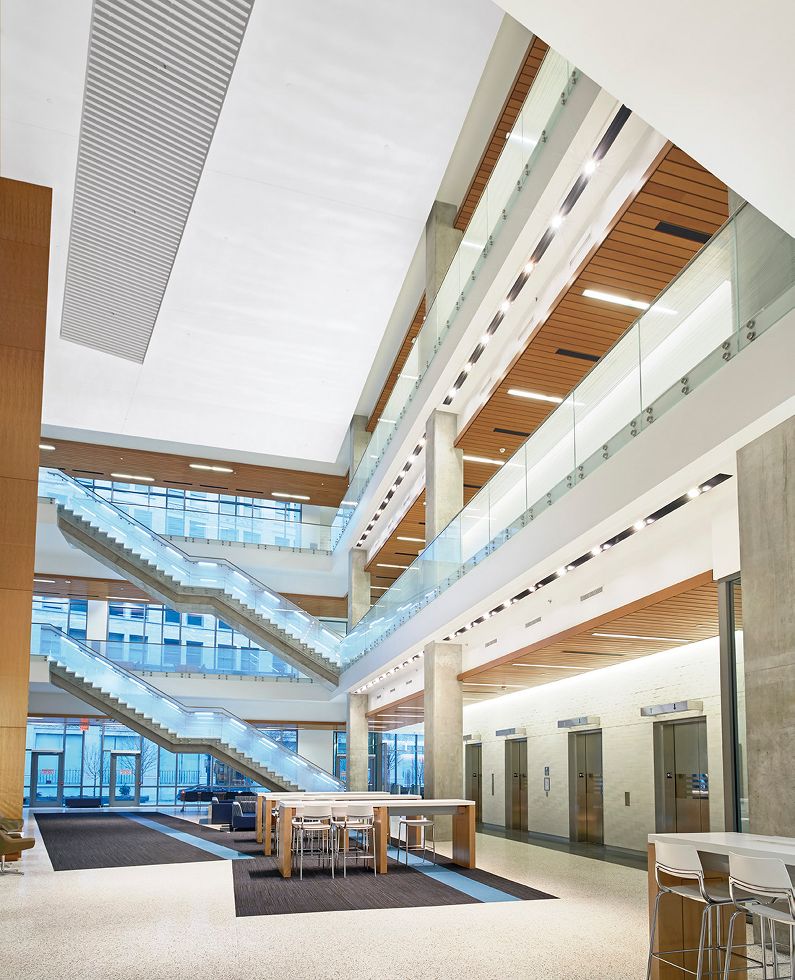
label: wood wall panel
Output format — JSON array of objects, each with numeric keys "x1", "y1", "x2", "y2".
[
  {"x1": 39, "y1": 439, "x2": 348, "y2": 508},
  {"x1": 0, "y1": 177, "x2": 51, "y2": 824}
]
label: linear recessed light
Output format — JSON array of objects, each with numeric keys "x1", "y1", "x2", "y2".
[
  {"x1": 465, "y1": 682, "x2": 526, "y2": 688},
  {"x1": 189, "y1": 463, "x2": 234, "y2": 473},
  {"x1": 583, "y1": 288, "x2": 650, "y2": 311},
  {"x1": 591, "y1": 632, "x2": 689, "y2": 643},
  {"x1": 463, "y1": 454, "x2": 504, "y2": 466},
  {"x1": 39, "y1": 443, "x2": 56, "y2": 451},
  {"x1": 507, "y1": 388, "x2": 563, "y2": 404},
  {"x1": 111, "y1": 472, "x2": 154, "y2": 482},
  {"x1": 272, "y1": 492, "x2": 310, "y2": 501},
  {"x1": 377, "y1": 563, "x2": 410, "y2": 570},
  {"x1": 34, "y1": 578, "x2": 56, "y2": 584},
  {"x1": 397, "y1": 536, "x2": 425, "y2": 543},
  {"x1": 106, "y1": 596, "x2": 138, "y2": 601},
  {"x1": 511, "y1": 663, "x2": 594, "y2": 670}
]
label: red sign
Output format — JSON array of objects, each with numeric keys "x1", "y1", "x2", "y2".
[{"x1": 80, "y1": 718, "x2": 89, "y2": 732}]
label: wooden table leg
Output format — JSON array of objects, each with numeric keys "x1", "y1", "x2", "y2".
[
  {"x1": 452, "y1": 805, "x2": 476, "y2": 869},
  {"x1": 263, "y1": 800, "x2": 273, "y2": 856},
  {"x1": 278, "y1": 806, "x2": 295, "y2": 878},
  {"x1": 255, "y1": 795, "x2": 264, "y2": 845},
  {"x1": 374, "y1": 806, "x2": 389, "y2": 874}
]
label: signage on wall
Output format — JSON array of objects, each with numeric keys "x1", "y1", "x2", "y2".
[{"x1": 80, "y1": 718, "x2": 89, "y2": 732}]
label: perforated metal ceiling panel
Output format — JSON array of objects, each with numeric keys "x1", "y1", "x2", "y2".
[{"x1": 60, "y1": 0, "x2": 254, "y2": 362}]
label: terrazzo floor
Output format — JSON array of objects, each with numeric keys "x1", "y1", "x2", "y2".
[{"x1": 3, "y1": 808, "x2": 650, "y2": 979}]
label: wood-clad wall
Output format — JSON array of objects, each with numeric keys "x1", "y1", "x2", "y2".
[{"x1": 0, "y1": 178, "x2": 51, "y2": 821}]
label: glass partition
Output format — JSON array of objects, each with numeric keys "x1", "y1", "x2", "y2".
[
  {"x1": 331, "y1": 48, "x2": 576, "y2": 544},
  {"x1": 341, "y1": 204, "x2": 795, "y2": 667}
]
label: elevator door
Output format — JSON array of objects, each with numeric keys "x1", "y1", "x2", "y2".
[
  {"x1": 465, "y1": 743, "x2": 483, "y2": 822},
  {"x1": 569, "y1": 730, "x2": 604, "y2": 844},
  {"x1": 655, "y1": 718, "x2": 710, "y2": 833},
  {"x1": 505, "y1": 739, "x2": 528, "y2": 831}
]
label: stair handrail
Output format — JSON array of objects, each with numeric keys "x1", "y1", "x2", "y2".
[
  {"x1": 33, "y1": 623, "x2": 344, "y2": 789},
  {"x1": 39, "y1": 468, "x2": 343, "y2": 661}
]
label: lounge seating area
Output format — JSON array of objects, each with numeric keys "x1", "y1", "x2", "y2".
[
  {"x1": 210, "y1": 798, "x2": 257, "y2": 831},
  {"x1": 0, "y1": 823, "x2": 35, "y2": 876}
]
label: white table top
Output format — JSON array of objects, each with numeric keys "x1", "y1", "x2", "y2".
[
  {"x1": 649, "y1": 832, "x2": 795, "y2": 865},
  {"x1": 259, "y1": 792, "x2": 421, "y2": 801},
  {"x1": 278, "y1": 798, "x2": 475, "y2": 813}
]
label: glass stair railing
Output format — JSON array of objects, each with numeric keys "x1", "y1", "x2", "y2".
[
  {"x1": 33, "y1": 624, "x2": 343, "y2": 793},
  {"x1": 38, "y1": 469, "x2": 343, "y2": 686},
  {"x1": 341, "y1": 203, "x2": 795, "y2": 667}
]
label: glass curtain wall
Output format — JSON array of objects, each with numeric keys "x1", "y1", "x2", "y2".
[
  {"x1": 370, "y1": 732, "x2": 425, "y2": 795},
  {"x1": 24, "y1": 717, "x2": 298, "y2": 805}
]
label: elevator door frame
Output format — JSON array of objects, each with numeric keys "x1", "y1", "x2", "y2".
[
  {"x1": 568, "y1": 729, "x2": 604, "y2": 844},
  {"x1": 504, "y1": 738, "x2": 528, "y2": 831},
  {"x1": 465, "y1": 742, "x2": 483, "y2": 823},
  {"x1": 653, "y1": 716, "x2": 710, "y2": 834}
]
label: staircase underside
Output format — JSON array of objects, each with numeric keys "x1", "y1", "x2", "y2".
[
  {"x1": 58, "y1": 511, "x2": 341, "y2": 689},
  {"x1": 49, "y1": 665, "x2": 300, "y2": 792}
]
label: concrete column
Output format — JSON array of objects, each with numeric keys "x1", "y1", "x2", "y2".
[
  {"x1": 346, "y1": 693, "x2": 369, "y2": 790},
  {"x1": 737, "y1": 414, "x2": 795, "y2": 836},
  {"x1": 347, "y1": 414, "x2": 370, "y2": 479},
  {"x1": 0, "y1": 178, "x2": 51, "y2": 826},
  {"x1": 424, "y1": 640, "x2": 463, "y2": 840},
  {"x1": 86, "y1": 600, "x2": 108, "y2": 642},
  {"x1": 347, "y1": 548, "x2": 371, "y2": 630},
  {"x1": 425, "y1": 200, "x2": 462, "y2": 307},
  {"x1": 425, "y1": 409, "x2": 464, "y2": 544}
]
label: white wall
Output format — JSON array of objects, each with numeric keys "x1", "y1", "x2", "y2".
[
  {"x1": 464, "y1": 637, "x2": 724, "y2": 852},
  {"x1": 297, "y1": 728, "x2": 335, "y2": 773}
]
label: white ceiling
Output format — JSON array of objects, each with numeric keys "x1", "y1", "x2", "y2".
[
  {"x1": 0, "y1": 0, "x2": 501, "y2": 466},
  {"x1": 498, "y1": 0, "x2": 795, "y2": 238}
]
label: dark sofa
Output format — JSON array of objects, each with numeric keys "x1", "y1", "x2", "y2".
[{"x1": 209, "y1": 798, "x2": 256, "y2": 831}]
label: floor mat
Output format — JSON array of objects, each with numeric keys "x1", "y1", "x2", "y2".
[{"x1": 33, "y1": 811, "x2": 222, "y2": 871}]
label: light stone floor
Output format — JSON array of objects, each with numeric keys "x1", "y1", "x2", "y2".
[{"x1": 2, "y1": 808, "x2": 650, "y2": 980}]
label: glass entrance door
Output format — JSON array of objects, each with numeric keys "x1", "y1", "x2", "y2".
[
  {"x1": 30, "y1": 751, "x2": 65, "y2": 806},
  {"x1": 109, "y1": 751, "x2": 142, "y2": 806}
]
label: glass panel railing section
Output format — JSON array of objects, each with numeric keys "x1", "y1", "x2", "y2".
[
  {"x1": 84, "y1": 641, "x2": 307, "y2": 680},
  {"x1": 331, "y1": 49, "x2": 575, "y2": 545},
  {"x1": 32, "y1": 625, "x2": 343, "y2": 792},
  {"x1": 37, "y1": 469, "x2": 343, "y2": 666},
  {"x1": 341, "y1": 205, "x2": 795, "y2": 668}
]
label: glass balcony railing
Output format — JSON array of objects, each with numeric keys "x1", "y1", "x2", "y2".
[
  {"x1": 38, "y1": 469, "x2": 343, "y2": 668},
  {"x1": 84, "y1": 640, "x2": 307, "y2": 680},
  {"x1": 33, "y1": 624, "x2": 343, "y2": 792},
  {"x1": 340, "y1": 204, "x2": 795, "y2": 667},
  {"x1": 330, "y1": 48, "x2": 576, "y2": 546}
]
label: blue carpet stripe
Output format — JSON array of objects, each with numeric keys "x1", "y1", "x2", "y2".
[
  {"x1": 386, "y1": 846, "x2": 520, "y2": 903},
  {"x1": 123, "y1": 814, "x2": 253, "y2": 861}
]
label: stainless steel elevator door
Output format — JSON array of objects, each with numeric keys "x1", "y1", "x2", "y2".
[
  {"x1": 655, "y1": 718, "x2": 710, "y2": 833},
  {"x1": 506, "y1": 739, "x2": 528, "y2": 831},
  {"x1": 465, "y1": 743, "x2": 483, "y2": 823},
  {"x1": 569, "y1": 730, "x2": 604, "y2": 844}
]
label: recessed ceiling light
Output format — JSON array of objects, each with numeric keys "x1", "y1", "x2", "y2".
[
  {"x1": 397, "y1": 536, "x2": 425, "y2": 543},
  {"x1": 583, "y1": 158, "x2": 598, "y2": 176},
  {"x1": 507, "y1": 388, "x2": 563, "y2": 404},
  {"x1": 272, "y1": 492, "x2": 310, "y2": 501},
  {"x1": 582, "y1": 288, "x2": 649, "y2": 311},
  {"x1": 550, "y1": 213, "x2": 564, "y2": 230},
  {"x1": 189, "y1": 463, "x2": 234, "y2": 473},
  {"x1": 524, "y1": 261, "x2": 535, "y2": 274},
  {"x1": 39, "y1": 443, "x2": 56, "y2": 451},
  {"x1": 687, "y1": 487, "x2": 702, "y2": 498},
  {"x1": 111, "y1": 473, "x2": 154, "y2": 482},
  {"x1": 632, "y1": 519, "x2": 646, "y2": 531},
  {"x1": 511, "y1": 663, "x2": 594, "y2": 670},
  {"x1": 591, "y1": 632, "x2": 689, "y2": 643},
  {"x1": 377, "y1": 563, "x2": 410, "y2": 570},
  {"x1": 463, "y1": 454, "x2": 504, "y2": 466},
  {"x1": 500, "y1": 300, "x2": 511, "y2": 313},
  {"x1": 465, "y1": 682, "x2": 526, "y2": 688},
  {"x1": 34, "y1": 578, "x2": 55, "y2": 584}
]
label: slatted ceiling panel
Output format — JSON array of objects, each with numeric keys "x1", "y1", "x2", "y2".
[
  {"x1": 37, "y1": 439, "x2": 348, "y2": 507},
  {"x1": 366, "y1": 295, "x2": 426, "y2": 433},
  {"x1": 368, "y1": 692, "x2": 424, "y2": 733},
  {"x1": 455, "y1": 37, "x2": 550, "y2": 231},
  {"x1": 457, "y1": 146, "x2": 728, "y2": 470}
]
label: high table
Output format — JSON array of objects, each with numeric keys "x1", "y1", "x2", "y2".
[
  {"x1": 277, "y1": 798, "x2": 476, "y2": 878},
  {"x1": 255, "y1": 792, "x2": 420, "y2": 852},
  {"x1": 648, "y1": 832, "x2": 795, "y2": 979}
]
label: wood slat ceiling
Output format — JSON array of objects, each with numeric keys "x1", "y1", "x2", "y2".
[
  {"x1": 366, "y1": 573, "x2": 719, "y2": 729},
  {"x1": 456, "y1": 146, "x2": 729, "y2": 480},
  {"x1": 455, "y1": 36, "x2": 550, "y2": 231},
  {"x1": 366, "y1": 295, "x2": 426, "y2": 433},
  {"x1": 31, "y1": 573, "x2": 346, "y2": 618},
  {"x1": 38, "y1": 439, "x2": 348, "y2": 508},
  {"x1": 364, "y1": 37, "x2": 550, "y2": 436}
]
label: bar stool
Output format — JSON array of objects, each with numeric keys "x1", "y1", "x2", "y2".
[
  {"x1": 398, "y1": 816, "x2": 436, "y2": 866},
  {"x1": 339, "y1": 803, "x2": 376, "y2": 878},
  {"x1": 647, "y1": 841, "x2": 733, "y2": 979},
  {"x1": 724, "y1": 853, "x2": 795, "y2": 979},
  {"x1": 293, "y1": 803, "x2": 334, "y2": 880}
]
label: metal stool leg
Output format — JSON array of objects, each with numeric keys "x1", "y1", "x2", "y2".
[
  {"x1": 647, "y1": 889, "x2": 664, "y2": 980},
  {"x1": 696, "y1": 903, "x2": 710, "y2": 980}
]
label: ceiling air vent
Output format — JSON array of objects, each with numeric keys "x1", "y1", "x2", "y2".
[{"x1": 60, "y1": 0, "x2": 254, "y2": 362}]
